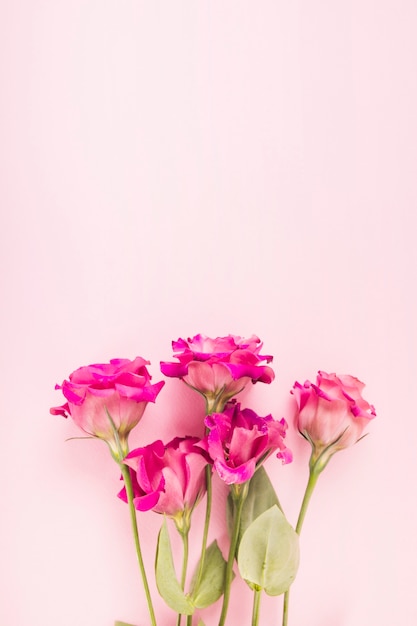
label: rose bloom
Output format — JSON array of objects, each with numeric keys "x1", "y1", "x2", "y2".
[
  {"x1": 203, "y1": 402, "x2": 292, "y2": 485},
  {"x1": 160, "y1": 334, "x2": 275, "y2": 412},
  {"x1": 292, "y1": 371, "x2": 376, "y2": 470},
  {"x1": 119, "y1": 437, "x2": 209, "y2": 532},
  {"x1": 50, "y1": 357, "x2": 164, "y2": 458}
]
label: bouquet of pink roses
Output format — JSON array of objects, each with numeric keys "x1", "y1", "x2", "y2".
[{"x1": 51, "y1": 334, "x2": 376, "y2": 626}]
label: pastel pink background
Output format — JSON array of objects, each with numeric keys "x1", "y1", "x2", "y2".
[{"x1": 1, "y1": 1, "x2": 416, "y2": 625}]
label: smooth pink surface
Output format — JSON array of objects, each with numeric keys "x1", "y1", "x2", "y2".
[{"x1": 1, "y1": 2, "x2": 416, "y2": 625}]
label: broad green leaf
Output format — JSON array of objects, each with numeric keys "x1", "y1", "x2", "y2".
[
  {"x1": 240, "y1": 466, "x2": 283, "y2": 535},
  {"x1": 227, "y1": 466, "x2": 282, "y2": 547},
  {"x1": 155, "y1": 519, "x2": 195, "y2": 615},
  {"x1": 190, "y1": 541, "x2": 228, "y2": 608},
  {"x1": 238, "y1": 505, "x2": 299, "y2": 596}
]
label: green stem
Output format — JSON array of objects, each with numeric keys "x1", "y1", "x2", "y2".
[
  {"x1": 251, "y1": 588, "x2": 262, "y2": 626},
  {"x1": 120, "y1": 464, "x2": 157, "y2": 626},
  {"x1": 180, "y1": 529, "x2": 190, "y2": 589},
  {"x1": 281, "y1": 464, "x2": 321, "y2": 626},
  {"x1": 184, "y1": 393, "x2": 225, "y2": 618},
  {"x1": 218, "y1": 484, "x2": 248, "y2": 626},
  {"x1": 189, "y1": 394, "x2": 223, "y2": 626},
  {"x1": 176, "y1": 529, "x2": 190, "y2": 626},
  {"x1": 295, "y1": 465, "x2": 320, "y2": 535},
  {"x1": 193, "y1": 394, "x2": 221, "y2": 596},
  {"x1": 194, "y1": 461, "x2": 213, "y2": 593},
  {"x1": 281, "y1": 587, "x2": 290, "y2": 626}
]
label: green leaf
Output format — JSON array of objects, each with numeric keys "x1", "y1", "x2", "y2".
[
  {"x1": 197, "y1": 621, "x2": 207, "y2": 626},
  {"x1": 114, "y1": 622, "x2": 137, "y2": 626},
  {"x1": 155, "y1": 519, "x2": 195, "y2": 615},
  {"x1": 227, "y1": 466, "x2": 282, "y2": 548},
  {"x1": 237, "y1": 505, "x2": 299, "y2": 596},
  {"x1": 241, "y1": 466, "x2": 283, "y2": 533},
  {"x1": 189, "y1": 541, "x2": 229, "y2": 608}
]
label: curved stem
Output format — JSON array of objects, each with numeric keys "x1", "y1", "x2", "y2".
[
  {"x1": 120, "y1": 464, "x2": 157, "y2": 626},
  {"x1": 218, "y1": 485, "x2": 247, "y2": 626},
  {"x1": 251, "y1": 588, "x2": 262, "y2": 626},
  {"x1": 281, "y1": 464, "x2": 321, "y2": 626}
]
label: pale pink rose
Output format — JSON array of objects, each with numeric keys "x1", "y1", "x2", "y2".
[
  {"x1": 292, "y1": 371, "x2": 376, "y2": 469},
  {"x1": 160, "y1": 334, "x2": 274, "y2": 411},
  {"x1": 50, "y1": 357, "x2": 164, "y2": 456}
]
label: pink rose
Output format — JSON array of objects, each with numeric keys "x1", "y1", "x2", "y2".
[
  {"x1": 203, "y1": 402, "x2": 292, "y2": 485},
  {"x1": 119, "y1": 437, "x2": 209, "y2": 531},
  {"x1": 292, "y1": 371, "x2": 376, "y2": 470},
  {"x1": 50, "y1": 357, "x2": 164, "y2": 457},
  {"x1": 160, "y1": 334, "x2": 274, "y2": 412}
]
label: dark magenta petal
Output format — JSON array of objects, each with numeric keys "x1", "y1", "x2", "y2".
[
  {"x1": 125, "y1": 440, "x2": 165, "y2": 465},
  {"x1": 116, "y1": 371, "x2": 150, "y2": 388},
  {"x1": 61, "y1": 381, "x2": 86, "y2": 405},
  {"x1": 117, "y1": 485, "x2": 128, "y2": 503},
  {"x1": 115, "y1": 379, "x2": 165, "y2": 402},
  {"x1": 50, "y1": 403, "x2": 70, "y2": 417},
  {"x1": 214, "y1": 458, "x2": 257, "y2": 484},
  {"x1": 160, "y1": 362, "x2": 188, "y2": 377},
  {"x1": 171, "y1": 338, "x2": 190, "y2": 352},
  {"x1": 226, "y1": 362, "x2": 275, "y2": 383},
  {"x1": 133, "y1": 490, "x2": 162, "y2": 512}
]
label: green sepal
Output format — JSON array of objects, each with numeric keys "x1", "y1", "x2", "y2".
[
  {"x1": 237, "y1": 505, "x2": 299, "y2": 596},
  {"x1": 114, "y1": 622, "x2": 137, "y2": 626},
  {"x1": 227, "y1": 466, "x2": 282, "y2": 548},
  {"x1": 155, "y1": 518, "x2": 195, "y2": 615},
  {"x1": 189, "y1": 540, "x2": 229, "y2": 608}
]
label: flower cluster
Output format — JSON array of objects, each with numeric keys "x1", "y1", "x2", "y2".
[{"x1": 51, "y1": 333, "x2": 376, "y2": 626}]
